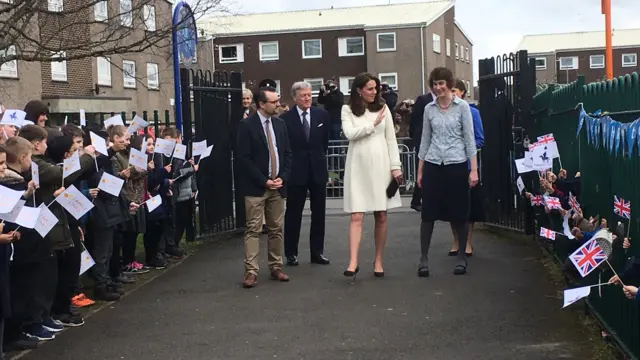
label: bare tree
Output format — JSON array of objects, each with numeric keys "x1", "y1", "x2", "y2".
[{"x1": 0, "y1": 0, "x2": 230, "y2": 63}]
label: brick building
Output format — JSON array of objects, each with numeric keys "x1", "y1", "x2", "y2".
[
  {"x1": 195, "y1": 0, "x2": 474, "y2": 103},
  {"x1": 0, "y1": 0, "x2": 174, "y2": 121}
]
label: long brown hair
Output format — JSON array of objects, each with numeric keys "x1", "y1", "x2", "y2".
[{"x1": 348, "y1": 72, "x2": 384, "y2": 117}]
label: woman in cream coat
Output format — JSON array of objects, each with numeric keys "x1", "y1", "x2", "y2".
[{"x1": 341, "y1": 72, "x2": 403, "y2": 279}]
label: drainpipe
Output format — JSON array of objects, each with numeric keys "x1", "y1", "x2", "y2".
[
  {"x1": 420, "y1": 23, "x2": 426, "y2": 94},
  {"x1": 210, "y1": 35, "x2": 216, "y2": 72}
]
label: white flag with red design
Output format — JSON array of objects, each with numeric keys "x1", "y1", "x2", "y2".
[
  {"x1": 613, "y1": 195, "x2": 631, "y2": 219},
  {"x1": 545, "y1": 196, "x2": 562, "y2": 210},
  {"x1": 540, "y1": 227, "x2": 556, "y2": 240}
]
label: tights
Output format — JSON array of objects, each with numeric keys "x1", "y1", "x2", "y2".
[{"x1": 420, "y1": 220, "x2": 468, "y2": 267}]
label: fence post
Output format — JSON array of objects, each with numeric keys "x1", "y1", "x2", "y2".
[{"x1": 165, "y1": 110, "x2": 170, "y2": 128}]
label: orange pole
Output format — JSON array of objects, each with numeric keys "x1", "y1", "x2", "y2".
[{"x1": 603, "y1": 0, "x2": 613, "y2": 80}]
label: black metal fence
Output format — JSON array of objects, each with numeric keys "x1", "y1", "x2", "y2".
[{"x1": 477, "y1": 51, "x2": 536, "y2": 234}]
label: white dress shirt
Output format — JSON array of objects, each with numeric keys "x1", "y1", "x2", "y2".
[{"x1": 258, "y1": 111, "x2": 280, "y2": 177}]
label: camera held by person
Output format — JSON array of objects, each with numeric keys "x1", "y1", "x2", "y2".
[{"x1": 322, "y1": 80, "x2": 338, "y2": 93}]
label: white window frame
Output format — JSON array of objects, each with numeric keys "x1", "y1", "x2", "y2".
[
  {"x1": 51, "y1": 51, "x2": 67, "y2": 82},
  {"x1": 339, "y1": 76, "x2": 355, "y2": 94},
  {"x1": 143, "y1": 5, "x2": 156, "y2": 31},
  {"x1": 94, "y1": 0, "x2": 107, "y2": 21},
  {"x1": 0, "y1": 46, "x2": 18, "y2": 79},
  {"x1": 465, "y1": 47, "x2": 469, "y2": 62},
  {"x1": 559, "y1": 56, "x2": 578, "y2": 70},
  {"x1": 97, "y1": 57, "x2": 111, "y2": 86},
  {"x1": 48, "y1": 0, "x2": 63, "y2": 12},
  {"x1": 120, "y1": 0, "x2": 133, "y2": 27},
  {"x1": 455, "y1": 43, "x2": 459, "y2": 59},
  {"x1": 589, "y1": 55, "x2": 605, "y2": 69},
  {"x1": 338, "y1": 37, "x2": 364, "y2": 57},
  {"x1": 446, "y1": 39, "x2": 451, "y2": 57},
  {"x1": 534, "y1": 57, "x2": 547, "y2": 70},
  {"x1": 432, "y1": 34, "x2": 441, "y2": 54},
  {"x1": 0, "y1": 0, "x2": 14, "y2": 3},
  {"x1": 259, "y1": 41, "x2": 279, "y2": 61},
  {"x1": 379, "y1": 72, "x2": 398, "y2": 91},
  {"x1": 303, "y1": 77, "x2": 324, "y2": 96},
  {"x1": 274, "y1": 80, "x2": 281, "y2": 95},
  {"x1": 302, "y1": 39, "x2": 322, "y2": 59},
  {"x1": 376, "y1": 32, "x2": 396, "y2": 52},
  {"x1": 622, "y1": 53, "x2": 637, "y2": 67},
  {"x1": 122, "y1": 60, "x2": 136, "y2": 88},
  {"x1": 466, "y1": 81, "x2": 471, "y2": 97},
  {"x1": 218, "y1": 44, "x2": 244, "y2": 63},
  {"x1": 146, "y1": 63, "x2": 159, "y2": 89}
]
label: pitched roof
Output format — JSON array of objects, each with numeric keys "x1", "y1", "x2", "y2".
[
  {"x1": 199, "y1": 0, "x2": 454, "y2": 37},
  {"x1": 516, "y1": 28, "x2": 640, "y2": 54}
]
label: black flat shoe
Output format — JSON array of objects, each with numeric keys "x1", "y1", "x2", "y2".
[
  {"x1": 448, "y1": 250, "x2": 458, "y2": 256},
  {"x1": 311, "y1": 254, "x2": 330, "y2": 265},
  {"x1": 286, "y1": 256, "x2": 299, "y2": 266},
  {"x1": 418, "y1": 266, "x2": 430, "y2": 277},
  {"x1": 453, "y1": 263, "x2": 467, "y2": 275}
]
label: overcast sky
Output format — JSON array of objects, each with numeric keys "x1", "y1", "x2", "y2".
[{"x1": 226, "y1": 0, "x2": 639, "y2": 84}]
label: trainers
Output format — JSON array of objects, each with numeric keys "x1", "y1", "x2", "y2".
[
  {"x1": 71, "y1": 293, "x2": 95, "y2": 308},
  {"x1": 147, "y1": 255, "x2": 168, "y2": 270},
  {"x1": 94, "y1": 284, "x2": 121, "y2": 302},
  {"x1": 165, "y1": 247, "x2": 185, "y2": 259},
  {"x1": 4, "y1": 334, "x2": 39, "y2": 351},
  {"x1": 54, "y1": 313, "x2": 85, "y2": 327},
  {"x1": 122, "y1": 262, "x2": 150, "y2": 275},
  {"x1": 42, "y1": 317, "x2": 64, "y2": 333},
  {"x1": 24, "y1": 325, "x2": 56, "y2": 341}
]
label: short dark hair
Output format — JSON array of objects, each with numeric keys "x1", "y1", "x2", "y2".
[
  {"x1": 4, "y1": 136, "x2": 33, "y2": 163},
  {"x1": 161, "y1": 127, "x2": 180, "y2": 139},
  {"x1": 348, "y1": 72, "x2": 384, "y2": 117},
  {"x1": 429, "y1": 67, "x2": 454, "y2": 90},
  {"x1": 61, "y1": 124, "x2": 84, "y2": 138},
  {"x1": 254, "y1": 87, "x2": 277, "y2": 109},
  {"x1": 19, "y1": 124, "x2": 48, "y2": 142},
  {"x1": 46, "y1": 135, "x2": 74, "y2": 163},
  {"x1": 106, "y1": 125, "x2": 127, "y2": 140},
  {"x1": 453, "y1": 79, "x2": 467, "y2": 97}
]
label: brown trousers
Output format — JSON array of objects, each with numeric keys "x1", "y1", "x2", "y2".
[{"x1": 244, "y1": 189, "x2": 285, "y2": 275}]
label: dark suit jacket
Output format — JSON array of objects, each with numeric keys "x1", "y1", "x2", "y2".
[
  {"x1": 410, "y1": 92, "x2": 434, "y2": 150},
  {"x1": 281, "y1": 106, "x2": 329, "y2": 186},
  {"x1": 236, "y1": 113, "x2": 292, "y2": 198}
]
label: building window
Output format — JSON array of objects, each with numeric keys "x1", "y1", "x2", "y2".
[
  {"x1": 455, "y1": 43, "x2": 459, "y2": 59},
  {"x1": 0, "y1": 46, "x2": 18, "y2": 78},
  {"x1": 302, "y1": 39, "x2": 322, "y2": 59},
  {"x1": 97, "y1": 57, "x2": 111, "y2": 86},
  {"x1": 94, "y1": 0, "x2": 107, "y2": 21},
  {"x1": 51, "y1": 51, "x2": 67, "y2": 82},
  {"x1": 123, "y1": 60, "x2": 136, "y2": 88},
  {"x1": 147, "y1": 63, "x2": 159, "y2": 89},
  {"x1": 559, "y1": 56, "x2": 578, "y2": 70},
  {"x1": 446, "y1": 39, "x2": 451, "y2": 57},
  {"x1": 218, "y1": 44, "x2": 244, "y2": 63},
  {"x1": 259, "y1": 41, "x2": 279, "y2": 61},
  {"x1": 622, "y1": 53, "x2": 637, "y2": 67},
  {"x1": 120, "y1": 0, "x2": 132, "y2": 27},
  {"x1": 590, "y1": 55, "x2": 605, "y2": 69},
  {"x1": 339, "y1": 76, "x2": 355, "y2": 94},
  {"x1": 534, "y1": 57, "x2": 547, "y2": 70},
  {"x1": 338, "y1": 37, "x2": 364, "y2": 57},
  {"x1": 143, "y1": 5, "x2": 156, "y2": 31},
  {"x1": 466, "y1": 81, "x2": 471, "y2": 97},
  {"x1": 303, "y1": 78, "x2": 324, "y2": 95},
  {"x1": 379, "y1": 72, "x2": 398, "y2": 90},
  {"x1": 465, "y1": 47, "x2": 469, "y2": 62},
  {"x1": 274, "y1": 80, "x2": 281, "y2": 95},
  {"x1": 376, "y1": 33, "x2": 396, "y2": 52},
  {"x1": 432, "y1": 34, "x2": 441, "y2": 54},
  {"x1": 48, "y1": 0, "x2": 63, "y2": 12}
]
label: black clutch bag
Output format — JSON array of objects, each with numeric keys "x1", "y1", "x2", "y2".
[{"x1": 386, "y1": 178, "x2": 400, "y2": 198}]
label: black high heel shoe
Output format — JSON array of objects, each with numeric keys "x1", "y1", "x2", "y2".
[
  {"x1": 373, "y1": 261, "x2": 384, "y2": 277},
  {"x1": 343, "y1": 266, "x2": 360, "y2": 279}
]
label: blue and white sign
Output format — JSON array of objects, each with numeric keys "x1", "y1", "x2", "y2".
[{"x1": 172, "y1": 1, "x2": 198, "y2": 130}]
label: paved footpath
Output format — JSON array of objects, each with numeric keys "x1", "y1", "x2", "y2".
[{"x1": 22, "y1": 210, "x2": 594, "y2": 360}]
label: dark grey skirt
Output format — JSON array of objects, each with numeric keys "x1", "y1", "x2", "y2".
[{"x1": 421, "y1": 161, "x2": 470, "y2": 222}]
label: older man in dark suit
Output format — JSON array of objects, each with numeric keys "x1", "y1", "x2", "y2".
[
  {"x1": 236, "y1": 86, "x2": 292, "y2": 288},
  {"x1": 281, "y1": 81, "x2": 330, "y2": 266}
]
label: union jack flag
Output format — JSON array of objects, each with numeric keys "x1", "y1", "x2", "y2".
[
  {"x1": 528, "y1": 143, "x2": 539, "y2": 152},
  {"x1": 537, "y1": 134, "x2": 555, "y2": 144},
  {"x1": 530, "y1": 195, "x2": 544, "y2": 206},
  {"x1": 613, "y1": 195, "x2": 631, "y2": 219},
  {"x1": 545, "y1": 196, "x2": 562, "y2": 210},
  {"x1": 569, "y1": 192, "x2": 580, "y2": 212},
  {"x1": 540, "y1": 227, "x2": 556, "y2": 240},
  {"x1": 569, "y1": 238, "x2": 608, "y2": 277}
]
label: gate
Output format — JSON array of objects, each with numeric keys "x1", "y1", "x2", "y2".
[
  {"x1": 477, "y1": 51, "x2": 536, "y2": 234},
  {"x1": 179, "y1": 68, "x2": 244, "y2": 239}
]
